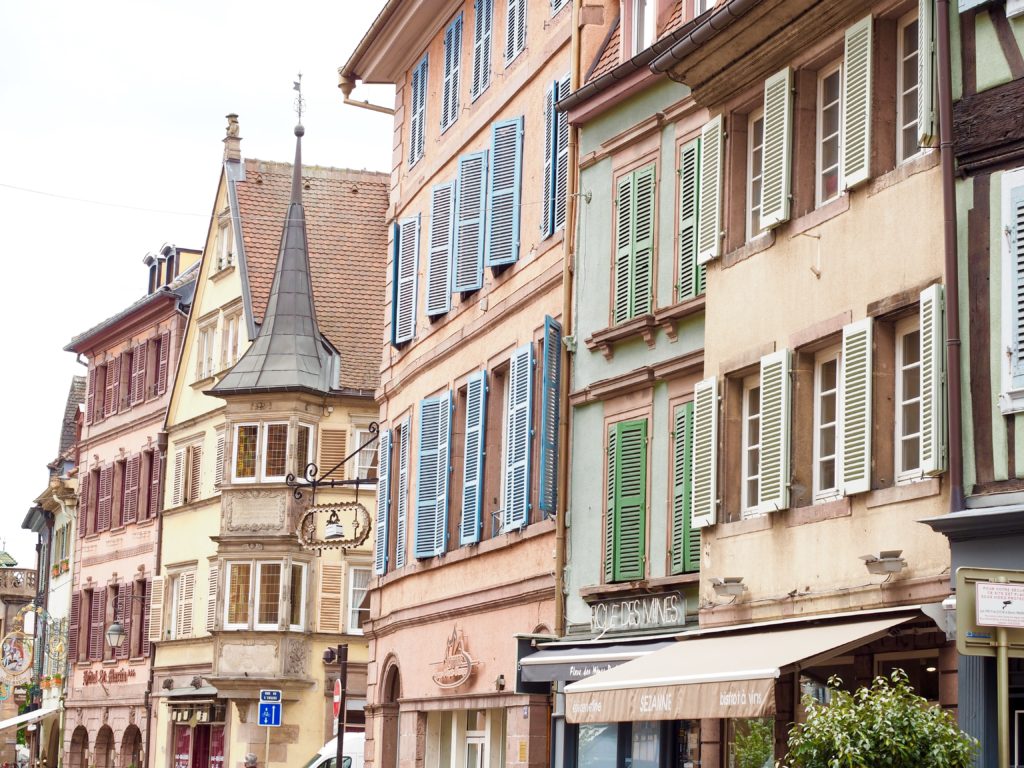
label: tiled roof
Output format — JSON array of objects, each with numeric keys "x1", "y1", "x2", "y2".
[
  {"x1": 234, "y1": 159, "x2": 389, "y2": 392},
  {"x1": 587, "y1": 19, "x2": 620, "y2": 84},
  {"x1": 665, "y1": 0, "x2": 684, "y2": 32}
]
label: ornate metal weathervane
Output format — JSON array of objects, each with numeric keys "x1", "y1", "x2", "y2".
[{"x1": 293, "y1": 73, "x2": 305, "y2": 124}]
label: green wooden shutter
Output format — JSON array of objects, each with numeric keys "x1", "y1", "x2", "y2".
[
  {"x1": 678, "y1": 138, "x2": 703, "y2": 300},
  {"x1": 757, "y1": 349, "x2": 792, "y2": 511},
  {"x1": 843, "y1": 16, "x2": 873, "y2": 189},
  {"x1": 920, "y1": 284, "x2": 946, "y2": 476},
  {"x1": 612, "y1": 420, "x2": 648, "y2": 582},
  {"x1": 632, "y1": 164, "x2": 656, "y2": 318},
  {"x1": 759, "y1": 67, "x2": 793, "y2": 230},
  {"x1": 604, "y1": 426, "x2": 617, "y2": 583},
  {"x1": 613, "y1": 173, "x2": 634, "y2": 324},
  {"x1": 691, "y1": 377, "x2": 718, "y2": 527},
  {"x1": 671, "y1": 402, "x2": 698, "y2": 575},
  {"x1": 840, "y1": 318, "x2": 873, "y2": 495},
  {"x1": 917, "y1": 0, "x2": 934, "y2": 147},
  {"x1": 697, "y1": 116, "x2": 723, "y2": 264}
]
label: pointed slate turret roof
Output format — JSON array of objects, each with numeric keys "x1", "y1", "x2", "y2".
[{"x1": 212, "y1": 125, "x2": 333, "y2": 396}]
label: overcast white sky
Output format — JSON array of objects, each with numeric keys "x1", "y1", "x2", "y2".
[{"x1": 0, "y1": 1, "x2": 393, "y2": 567}]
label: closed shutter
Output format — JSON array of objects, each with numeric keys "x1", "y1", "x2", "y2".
[
  {"x1": 319, "y1": 564, "x2": 344, "y2": 633},
  {"x1": 78, "y1": 472, "x2": 90, "y2": 537},
  {"x1": 69, "y1": 592, "x2": 80, "y2": 663},
  {"x1": 758, "y1": 349, "x2": 792, "y2": 511},
  {"x1": 171, "y1": 448, "x2": 185, "y2": 507},
  {"x1": 157, "y1": 330, "x2": 171, "y2": 395},
  {"x1": 436, "y1": 393, "x2": 452, "y2": 550},
  {"x1": 505, "y1": 0, "x2": 526, "y2": 63},
  {"x1": 611, "y1": 420, "x2": 648, "y2": 582},
  {"x1": 188, "y1": 445, "x2": 202, "y2": 503},
  {"x1": 840, "y1": 318, "x2": 874, "y2": 495},
  {"x1": 115, "y1": 582, "x2": 133, "y2": 659},
  {"x1": 691, "y1": 377, "x2": 719, "y2": 528},
  {"x1": 416, "y1": 397, "x2": 443, "y2": 558},
  {"x1": 395, "y1": 424, "x2": 410, "y2": 569},
  {"x1": 613, "y1": 174, "x2": 634, "y2": 324},
  {"x1": 917, "y1": 0, "x2": 934, "y2": 146},
  {"x1": 105, "y1": 358, "x2": 119, "y2": 417},
  {"x1": 697, "y1": 116, "x2": 724, "y2": 264},
  {"x1": 88, "y1": 589, "x2": 105, "y2": 660},
  {"x1": 132, "y1": 342, "x2": 147, "y2": 404},
  {"x1": 843, "y1": 16, "x2": 874, "y2": 189},
  {"x1": 214, "y1": 431, "x2": 225, "y2": 487},
  {"x1": 604, "y1": 427, "x2": 617, "y2": 582},
  {"x1": 677, "y1": 138, "x2": 703, "y2": 300},
  {"x1": 441, "y1": 15, "x2": 463, "y2": 132},
  {"x1": 461, "y1": 372, "x2": 488, "y2": 545},
  {"x1": 409, "y1": 56, "x2": 428, "y2": 165},
  {"x1": 143, "y1": 578, "x2": 157, "y2": 655},
  {"x1": 320, "y1": 430, "x2": 348, "y2": 481},
  {"x1": 485, "y1": 117, "x2": 524, "y2": 267},
  {"x1": 1011, "y1": 185, "x2": 1024, "y2": 389},
  {"x1": 392, "y1": 216, "x2": 420, "y2": 345},
  {"x1": 671, "y1": 402, "x2": 698, "y2": 575},
  {"x1": 760, "y1": 68, "x2": 794, "y2": 230},
  {"x1": 613, "y1": 165, "x2": 656, "y2": 323},
  {"x1": 471, "y1": 0, "x2": 493, "y2": 100},
  {"x1": 375, "y1": 429, "x2": 393, "y2": 574},
  {"x1": 426, "y1": 182, "x2": 456, "y2": 316},
  {"x1": 123, "y1": 454, "x2": 140, "y2": 524},
  {"x1": 176, "y1": 571, "x2": 195, "y2": 639},
  {"x1": 206, "y1": 566, "x2": 219, "y2": 634},
  {"x1": 119, "y1": 352, "x2": 132, "y2": 410},
  {"x1": 554, "y1": 73, "x2": 571, "y2": 232},
  {"x1": 149, "y1": 451, "x2": 163, "y2": 519},
  {"x1": 86, "y1": 367, "x2": 96, "y2": 425},
  {"x1": 920, "y1": 284, "x2": 946, "y2": 475},
  {"x1": 542, "y1": 83, "x2": 555, "y2": 238},
  {"x1": 538, "y1": 318, "x2": 561, "y2": 515},
  {"x1": 503, "y1": 343, "x2": 534, "y2": 530},
  {"x1": 98, "y1": 465, "x2": 113, "y2": 531},
  {"x1": 454, "y1": 151, "x2": 488, "y2": 291}
]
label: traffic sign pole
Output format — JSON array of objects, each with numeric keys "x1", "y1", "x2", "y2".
[{"x1": 336, "y1": 644, "x2": 348, "y2": 768}]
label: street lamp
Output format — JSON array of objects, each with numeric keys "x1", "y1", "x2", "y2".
[{"x1": 104, "y1": 621, "x2": 126, "y2": 650}]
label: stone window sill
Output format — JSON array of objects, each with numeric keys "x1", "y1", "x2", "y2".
[
  {"x1": 785, "y1": 496, "x2": 852, "y2": 527},
  {"x1": 585, "y1": 314, "x2": 657, "y2": 359},
  {"x1": 653, "y1": 295, "x2": 706, "y2": 341},
  {"x1": 865, "y1": 477, "x2": 941, "y2": 509},
  {"x1": 210, "y1": 264, "x2": 236, "y2": 282}
]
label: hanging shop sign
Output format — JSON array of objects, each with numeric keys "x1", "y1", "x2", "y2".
[
  {"x1": 590, "y1": 591, "x2": 687, "y2": 635},
  {"x1": 432, "y1": 628, "x2": 478, "y2": 689},
  {"x1": 297, "y1": 502, "x2": 372, "y2": 552},
  {"x1": 0, "y1": 632, "x2": 34, "y2": 682}
]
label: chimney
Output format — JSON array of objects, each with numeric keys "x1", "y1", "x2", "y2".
[{"x1": 223, "y1": 113, "x2": 241, "y2": 163}]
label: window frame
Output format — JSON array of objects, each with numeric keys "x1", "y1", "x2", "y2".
[
  {"x1": 740, "y1": 374, "x2": 762, "y2": 516},
  {"x1": 261, "y1": 421, "x2": 290, "y2": 483},
  {"x1": 354, "y1": 427, "x2": 378, "y2": 480},
  {"x1": 196, "y1": 322, "x2": 216, "y2": 381},
  {"x1": 232, "y1": 423, "x2": 260, "y2": 484},
  {"x1": 217, "y1": 219, "x2": 233, "y2": 271},
  {"x1": 223, "y1": 561, "x2": 252, "y2": 631},
  {"x1": 746, "y1": 108, "x2": 766, "y2": 242},
  {"x1": 631, "y1": 0, "x2": 655, "y2": 53},
  {"x1": 812, "y1": 346, "x2": 842, "y2": 502},
  {"x1": 895, "y1": 315, "x2": 924, "y2": 484},
  {"x1": 816, "y1": 60, "x2": 844, "y2": 207},
  {"x1": 296, "y1": 423, "x2": 315, "y2": 479},
  {"x1": 288, "y1": 562, "x2": 307, "y2": 632},
  {"x1": 896, "y1": 10, "x2": 923, "y2": 165},
  {"x1": 347, "y1": 565, "x2": 371, "y2": 635},
  {"x1": 254, "y1": 561, "x2": 282, "y2": 631}
]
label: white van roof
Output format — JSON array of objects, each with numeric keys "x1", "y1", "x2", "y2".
[{"x1": 318, "y1": 732, "x2": 365, "y2": 758}]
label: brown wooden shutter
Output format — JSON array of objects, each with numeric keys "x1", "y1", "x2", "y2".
[
  {"x1": 78, "y1": 472, "x2": 90, "y2": 537},
  {"x1": 119, "y1": 351, "x2": 132, "y2": 410},
  {"x1": 320, "y1": 430, "x2": 347, "y2": 480},
  {"x1": 188, "y1": 445, "x2": 202, "y2": 503},
  {"x1": 85, "y1": 368, "x2": 96, "y2": 425},
  {"x1": 318, "y1": 563, "x2": 343, "y2": 633},
  {"x1": 157, "y1": 330, "x2": 171, "y2": 395},
  {"x1": 206, "y1": 565, "x2": 219, "y2": 634},
  {"x1": 88, "y1": 589, "x2": 105, "y2": 660},
  {"x1": 104, "y1": 360, "x2": 119, "y2": 417},
  {"x1": 68, "y1": 591, "x2": 81, "y2": 662},
  {"x1": 149, "y1": 451, "x2": 163, "y2": 518},
  {"x1": 144, "y1": 576, "x2": 162, "y2": 653},
  {"x1": 132, "y1": 342, "x2": 147, "y2": 404},
  {"x1": 123, "y1": 455, "x2": 140, "y2": 524},
  {"x1": 98, "y1": 466, "x2": 113, "y2": 531}
]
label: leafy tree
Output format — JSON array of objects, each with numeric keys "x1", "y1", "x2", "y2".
[
  {"x1": 735, "y1": 718, "x2": 775, "y2": 768},
  {"x1": 781, "y1": 669, "x2": 978, "y2": 768}
]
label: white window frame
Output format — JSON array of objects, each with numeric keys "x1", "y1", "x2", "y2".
[
  {"x1": 261, "y1": 421, "x2": 290, "y2": 483},
  {"x1": 354, "y1": 427, "x2": 378, "y2": 480},
  {"x1": 296, "y1": 422, "x2": 315, "y2": 478},
  {"x1": 631, "y1": 0, "x2": 655, "y2": 53},
  {"x1": 813, "y1": 346, "x2": 842, "y2": 502},
  {"x1": 232, "y1": 423, "x2": 260, "y2": 484},
  {"x1": 254, "y1": 561, "x2": 283, "y2": 631},
  {"x1": 347, "y1": 565, "x2": 371, "y2": 635},
  {"x1": 895, "y1": 315, "x2": 924, "y2": 484},
  {"x1": 221, "y1": 311, "x2": 241, "y2": 370},
  {"x1": 747, "y1": 108, "x2": 766, "y2": 242},
  {"x1": 288, "y1": 562, "x2": 307, "y2": 632},
  {"x1": 223, "y1": 561, "x2": 252, "y2": 631},
  {"x1": 168, "y1": 573, "x2": 182, "y2": 639},
  {"x1": 1000, "y1": 168, "x2": 1024, "y2": 413},
  {"x1": 695, "y1": 0, "x2": 714, "y2": 13},
  {"x1": 896, "y1": 10, "x2": 923, "y2": 164},
  {"x1": 741, "y1": 374, "x2": 762, "y2": 516},
  {"x1": 196, "y1": 322, "x2": 217, "y2": 380},
  {"x1": 217, "y1": 219, "x2": 233, "y2": 271},
  {"x1": 816, "y1": 60, "x2": 844, "y2": 207}
]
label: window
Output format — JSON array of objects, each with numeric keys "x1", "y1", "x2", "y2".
[
  {"x1": 613, "y1": 163, "x2": 656, "y2": 324},
  {"x1": 217, "y1": 220, "x2": 233, "y2": 271},
  {"x1": 232, "y1": 422, "x2": 310, "y2": 484},
  {"x1": 440, "y1": 15, "x2": 463, "y2": 133},
  {"x1": 408, "y1": 55, "x2": 428, "y2": 167},
  {"x1": 296, "y1": 423, "x2": 313, "y2": 478},
  {"x1": 355, "y1": 428, "x2": 378, "y2": 480},
  {"x1": 631, "y1": 0, "x2": 655, "y2": 53},
  {"x1": 895, "y1": 316, "x2": 922, "y2": 483},
  {"x1": 169, "y1": 570, "x2": 196, "y2": 640},
  {"x1": 223, "y1": 560, "x2": 306, "y2": 631},
  {"x1": 255, "y1": 562, "x2": 281, "y2": 629},
  {"x1": 196, "y1": 324, "x2": 215, "y2": 380},
  {"x1": 817, "y1": 61, "x2": 843, "y2": 205},
  {"x1": 225, "y1": 562, "x2": 251, "y2": 629},
  {"x1": 542, "y1": 76, "x2": 571, "y2": 238},
  {"x1": 262, "y1": 422, "x2": 289, "y2": 481},
  {"x1": 347, "y1": 566, "x2": 370, "y2": 634},
  {"x1": 289, "y1": 563, "x2": 306, "y2": 631},
  {"x1": 470, "y1": 0, "x2": 493, "y2": 100},
  {"x1": 504, "y1": 0, "x2": 527, "y2": 65},
  {"x1": 171, "y1": 443, "x2": 202, "y2": 506},
  {"x1": 695, "y1": 0, "x2": 714, "y2": 13},
  {"x1": 741, "y1": 375, "x2": 761, "y2": 515},
  {"x1": 222, "y1": 312, "x2": 241, "y2": 369},
  {"x1": 813, "y1": 347, "x2": 841, "y2": 501},
  {"x1": 605, "y1": 419, "x2": 648, "y2": 583},
  {"x1": 233, "y1": 424, "x2": 259, "y2": 482},
  {"x1": 747, "y1": 109, "x2": 765, "y2": 241},
  {"x1": 897, "y1": 13, "x2": 922, "y2": 163}
]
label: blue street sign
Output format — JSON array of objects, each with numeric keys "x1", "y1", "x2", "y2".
[
  {"x1": 260, "y1": 689, "x2": 282, "y2": 703},
  {"x1": 258, "y1": 702, "x2": 282, "y2": 727}
]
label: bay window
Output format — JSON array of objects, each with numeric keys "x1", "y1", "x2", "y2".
[
  {"x1": 231, "y1": 421, "x2": 315, "y2": 483},
  {"x1": 223, "y1": 559, "x2": 308, "y2": 632}
]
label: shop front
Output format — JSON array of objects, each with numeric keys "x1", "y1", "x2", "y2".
[{"x1": 168, "y1": 699, "x2": 227, "y2": 768}]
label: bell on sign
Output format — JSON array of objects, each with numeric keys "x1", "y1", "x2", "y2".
[{"x1": 325, "y1": 510, "x2": 345, "y2": 541}]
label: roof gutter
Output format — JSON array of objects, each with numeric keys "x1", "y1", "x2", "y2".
[
  {"x1": 649, "y1": 0, "x2": 764, "y2": 74},
  {"x1": 340, "y1": 0, "x2": 404, "y2": 82}
]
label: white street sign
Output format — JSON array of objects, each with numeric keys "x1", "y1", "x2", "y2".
[{"x1": 976, "y1": 581, "x2": 1024, "y2": 629}]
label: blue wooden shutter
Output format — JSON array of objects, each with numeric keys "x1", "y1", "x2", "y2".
[
  {"x1": 415, "y1": 398, "x2": 443, "y2": 558},
  {"x1": 392, "y1": 216, "x2": 420, "y2": 345},
  {"x1": 554, "y1": 73, "x2": 571, "y2": 231},
  {"x1": 427, "y1": 182, "x2": 456, "y2": 316},
  {"x1": 441, "y1": 15, "x2": 463, "y2": 132},
  {"x1": 409, "y1": 55, "x2": 428, "y2": 166},
  {"x1": 541, "y1": 82, "x2": 555, "y2": 238},
  {"x1": 453, "y1": 151, "x2": 488, "y2": 292},
  {"x1": 471, "y1": 0, "x2": 493, "y2": 100},
  {"x1": 485, "y1": 117, "x2": 524, "y2": 267},
  {"x1": 505, "y1": 0, "x2": 526, "y2": 64},
  {"x1": 611, "y1": 419, "x2": 648, "y2": 582},
  {"x1": 503, "y1": 344, "x2": 534, "y2": 530},
  {"x1": 435, "y1": 392, "x2": 453, "y2": 554},
  {"x1": 395, "y1": 423, "x2": 410, "y2": 569},
  {"x1": 374, "y1": 429, "x2": 392, "y2": 575},
  {"x1": 538, "y1": 317, "x2": 562, "y2": 516},
  {"x1": 461, "y1": 372, "x2": 488, "y2": 545}
]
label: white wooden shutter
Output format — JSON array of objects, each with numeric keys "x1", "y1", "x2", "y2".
[
  {"x1": 441, "y1": 15, "x2": 463, "y2": 132},
  {"x1": 697, "y1": 116, "x2": 724, "y2": 264},
  {"x1": 454, "y1": 151, "x2": 488, "y2": 292},
  {"x1": 205, "y1": 565, "x2": 219, "y2": 634},
  {"x1": 214, "y1": 431, "x2": 225, "y2": 487},
  {"x1": 147, "y1": 575, "x2": 165, "y2": 644},
  {"x1": 171, "y1": 448, "x2": 185, "y2": 507},
  {"x1": 843, "y1": 16, "x2": 874, "y2": 189},
  {"x1": 395, "y1": 424, "x2": 410, "y2": 569},
  {"x1": 917, "y1": 0, "x2": 935, "y2": 147},
  {"x1": 505, "y1": 0, "x2": 526, "y2": 63},
  {"x1": 691, "y1": 377, "x2": 718, "y2": 528},
  {"x1": 176, "y1": 571, "x2": 195, "y2": 639},
  {"x1": 426, "y1": 182, "x2": 455, "y2": 316},
  {"x1": 318, "y1": 564, "x2": 343, "y2": 633},
  {"x1": 920, "y1": 284, "x2": 946, "y2": 475},
  {"x1": 757, "y1": 349, "x2": 792, "y2": 511},
  {"x1": 471, "y1": 0, "x2": 493, "y2": 100},
  {"x1": 375, "y1": 429, "x2": 393, "y2": 574},
  {"x1": 503, "y1": 343, "x2": 534, "y2": 530},
  {"x1": 1010, "y1": 185, "x2": 1024, "y2": 389},
  {"x1": 840, "y1": 318, "x2": 874, "y2": 495},
  {"x1": 678, "y1": 138, "x2": 702, "y2": 300},
  {"x1": 759, "y1": 67, "x2": 793, "y2": 230},
  {"x1": 393, "y1": 216, "x2": 420, "y2": 345}
]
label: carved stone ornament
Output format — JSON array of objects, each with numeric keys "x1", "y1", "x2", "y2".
[
  {"x1": 102, "y1": 707, "x2": 109, "y2": 725},
  {"x1": 224, "y1": 489, "x2": 287, "y2": 532},
  {"x1": 284, "y1": 638, "x2": 309, "y2": 676},
  {"x1": 431, "y1": 627, "x2": 478, "y2": 690},
  {"x1": 129, "y1": 706, "x2": 136, "y2": 725},
  {"x1": 296, "y1": 502, "x2": 372, "y2": 552}
]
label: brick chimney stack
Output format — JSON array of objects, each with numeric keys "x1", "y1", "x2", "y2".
[{"x1": 223, "y1": 113, "x2": 241, "y2": 163}]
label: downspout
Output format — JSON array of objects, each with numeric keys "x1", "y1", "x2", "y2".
[
  {"x1": 554, "y1": 0, "x2": 583, "y2": 639},
  {"x1": 936, "y1": 0, "x2": 964, "y2": 514},
  {"x1": 143, "y1": 430, "x2": 169, "y2": 768}
]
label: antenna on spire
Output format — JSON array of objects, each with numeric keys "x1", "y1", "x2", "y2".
[{"x1": 293, "y1": 73, "x2": 305, "y2": 126}]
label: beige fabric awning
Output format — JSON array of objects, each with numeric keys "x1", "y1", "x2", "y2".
[
  {"x1": 0, "y1": 705, "x2": 60, "y2": 734},
  {"x1": 565, "y1": 615, "x2": 911, "y2": 723}
]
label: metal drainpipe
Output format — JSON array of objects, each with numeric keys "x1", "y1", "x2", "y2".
[
  {"x1": 554, "y1": 0, "x2": 583, "y2": 639},
  {"x1": 936, "y1": 0, "x2": 964, "y2": 515},
  {"x1": 143, "y1": 430, "x2": 168, "y2": 768}
]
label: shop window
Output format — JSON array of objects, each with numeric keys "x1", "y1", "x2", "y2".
[{"x1": 726, "y1": 718, "x2": 774, "y2": 768}]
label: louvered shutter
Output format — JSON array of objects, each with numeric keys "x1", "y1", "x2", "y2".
[
  {"x1": 671, "y1": 403, "x2": 699, "y2": 575},
  {"x1": 375, "y1": 430, "x2": 393, "y2": 574},
  {"x1": 395, "y1": 424, "x2": 410, "y2": 569},
  {"x1": 631, "y1": 164, "x2": 656, "y2": 318},
  {"x1": 320, "y1": 430, "x2": 348, "y2": 480},
  {"x1": 678, "y1": 138, "x2": 703, "y2": 300},
  {"x1": 115, "y1": 583, "x2": 132, "y2": 659},
  {"x1": 105, "y1": 358, "x2": 119, "y2": 417},
  {"x1": 1011, "y1": 186, "x2": 1024, "y2": 389},
  {"x1": 416, "y1": 397, "x2": 445, "y2": 558},
  {"x1": 611, "y1": 420, "x2": 647, "y2": 582},
  {"x1": 409, "y1": 56, "x2": 428, "y2": 165},
  {"x1": 541, "y1": 83, "x2": 555, "y2": 238},
  {"x1": 214, "y1": 432, "x2": 225, "y2": 487},
  {"x1": 123, "y1": 454, "x2": 140, "y2": 524},
  {"x1": 840, "y1": 318, "x2": 874, "y2": 495},
  {"x1": 392, "y1": 216, "x2": 420, "y2": 345},
  {"x1": 917, "y1": 0, "x2": 935, "y2": 146},
  {"x1": 554, "y1": 74, "x2": 571, "y2": 231},
  {"x1": 149, "y1": 451, "x2": 163, "y2": 518},
  {"x1": 441, "y1": 15, "x2": 463, "y2": 132},
  {"x1": 88, "y1": 589, "x2": 105, "y2": 660},
  {"x1": 78, "y1": 472, "x2": 90, "y2": 537},
  {"x1": 760, "y1": 68, "x2": 794, "y2": 230},
  {"x1": 98, "y1": 465, "x2": 113, "y2": 531},
  {"x1": 436, "y1": 392, "x2": 452, "y2": 550},
  {"x1": 697, "y1": 116, "x2": 724, "y2": 264},
  {"x1": 505, "y1": 0, "x2": 525, "y2": 64},
  {"x1": 188, "y1": 445, "x2": 202, "y2": 503},
  {"x1": 460, "y1": 372, "x2": 488, "y2": 545},
  {"x1": 503, "y1": 344, "x2": 534, "y2": 530},
  {"x1": 206, "y1": 566, "x2": 219, "y2": 634},
  {"x1": 843, "y1": 16, "x2": 873, "y2": 189},
  {"x1": 691, "y1": 377, "x2": 719, "y2": 528},
  {"x1": 486, "y1": 118, "x2": 524, "y2": 267},
  {"x1": 119, "y1": 352, "x2": 132, "y2": 410},
  {"x1": 538, "y1": 318, "x2": 561, "y2": 515},
  {"x1": 426, "y1": 182, "x2": 456, "y2": 316},
  {"x1": 176, "y1": 571, "x2": 195, "y2": 639},
  {"x1": 454, "y1": 151, "x2": 488, "y2": 291},
  {"x1": 613, "y1": 174, "x2": 634, "y2": 324},
  {"x1": 131, "y1": 343, "x2": 147, "y2": 404},
  {"x1": 471, "y1": 0, "x2": 493, "y2": 100},
  {"x1": 86, "y1": 368, "x2": 96, "y2": 425},
  {"x1": 920, "y1": 284, "x2": 946, "y2": 475},
  {"x1": 68, "y1": 592, "x2": 80, "y2": 663},
  {"x1": 171, "y1": 448, "x2": 185, "y2": 507},
  {"x1": 318, "y1": 564, "x2": 343, "y2": 633},
  {"x1": 143, "y1": 578, "x2": 158, "y2": 655},
  {"x1": 604, "y1": 427, "x2": 617, "y2": 582},
  {"x1": 157, "y1": 330, "x2": 170, "y2": 395},
  {"x1": 757, "y1": 349, "x2": 792, "y2": 511}
]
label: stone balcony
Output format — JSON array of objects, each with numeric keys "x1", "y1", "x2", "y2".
[{"x1": 0, "y1": 569, "x2": 37, "y2": 600}]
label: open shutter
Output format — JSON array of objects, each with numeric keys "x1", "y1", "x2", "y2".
[
  {"x1": 105, "y1": 358, "x2": 119, "y2": 417},
  {"x1": 505, "y1": 0, "x2": 522, "y2": 63},
  {"x1": 86, "y1": 367, "x2": 96, "y2": 425},
  {"x1": 461, "y1": 372, "x2": 488, "y2": 545},
  {"x1": 441, "y1": 14, "x2": 463, "y2": 132},
  {"x1": 123, "y1": 454, "x2": 140, "y2": 524},
  {"x1": 114, "y1": 583, "x2": 132, "y2": 659},
  {"x1": 920, "y1": 284, "x2": 946, "y2": 475},
  {"x1": 426, "y1": 182, "x2": 456, "y2": 316},
  {"x1": 119, "y1": 352, "x2": 132, "y2": 410},
  {"x1": 612, "y1": 420, "x2": 648, "y2": 582},
  {"x1": 142, "y1": 578, "x2": 157, "y2": 655},
  {"x1": 415, "y1": 397, "x2": 445, "y2": 558},
  {"x1": 1011, "y1": 186, "x2": 1024, "y2": 389},
  {"x1": 409, "y1": 56, "x2": 428, "y2": 165},
  {"x1": 840, "y1": 318, "x2": 874, "y2": 495},
  {"x1": 214, "y1": 431, "x2": 225, "y2": 487},
  {"x1": 541, "y1": 83, "x2": 556, "y2": 238},
  {"x1": 395, "y1": 424, "x2": 410, "y2": 569},
  {"x1": 375, "y1": 429, "x2": 393, "y2": 574},
  {"x1": 78, "y1": 472, "x2": 90, "y2": 537},
  {"x1": 503, "y1": 344, "x2": 534, "y2": 530},
  {"x1": 132, "y1": 342, "x2": 147, "y2": 404},
  {"x1": 760, "y1": 67, "x2": 794, "y2": 229},
  {"x1": 171, "y1": 448, "x2": 185, "y2": 507},
  {"x1": 188, "y1": 445, "x2": 202, "y2": 503},
  {"x1": 206, "y1": 566, "x2": 219, "y2": 634},
  {"x1": 98, "y1": 465, "x2": 113, "y2": 532},
  {"x1": 471, "y1": 0, "x2": 493, "y2": 100},
  {"x1": 69, "y1": 592, "x2": 80, "y2": 663},
  {"x1": 88, "y1": 590, "x2": 105, "y2": 660},
  {"x1": 604, "y1": 427, "x2": 617, "y2": 582},
  {"x1": 917, "y1": 0, "x2": 934, "y2": 146},
  {"x1": 671, "y1": 403, "x2": 697, "y2": 574},
  {"x1": 149, "y1": 451, "x2": 163, "y2": 519},
  {"x1": 485, "y1": 117, "x2": 524, "y2": 267},
  {"x1": 843, "y1": 15, "x2": 874, "y2": 189},
  {"x1": 157, "y1": 330, "x2": 170, "y2": 395},
  {"x1": 691, "y1": 377, "x2": 719, "y2": 528},
  {"x1": 318, "y1": 564, "x2": 343, "y2": 633},
  {"x1": 631, "y1": 164, "x2": 656, "y2": 318},
  {"x1": 392, "y1": 216, "x2": 420, "y2": 345},
  {"x1": 454, "y1": 151, "x2": 488, "y2": 291},
  {"x1": 678, "y1": 138, "x2": 703, "y2": 300},
  {"x1": 758, "y1": 349, "x2": 792, "y2": 511},
  {"x1": 613, "y1": 174, "x2": 635, "y2": 324},
  {"x1": 434, "y1": 392, "x2": 453, "y2": 554},
  {"x1": 554, "y1": 73, "x2": 571, "y2": 231},
  {"x1": 697, "y1": 116, "x2": 724, "y2": 264},
  {"x1": 176, "y1": 571, "x2": 195, "y2": 639},
  {"x1": 538, "y1": 318, "x2": 562, "y2": 516}
]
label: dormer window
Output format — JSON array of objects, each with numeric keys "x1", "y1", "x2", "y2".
[
  {"x1": 231, "y1": 421, "x2": 315, "y2": 484},
  {"x1": 164, "y1": 252, "x2": 177, "y2": 285},
  {"x1": 216, "y1": 220, "x2": 234, "y2": 271},
  {"x1": 631, "y1": 0, "x2": 655, "y2": 53}
]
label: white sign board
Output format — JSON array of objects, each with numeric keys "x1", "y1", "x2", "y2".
[
  {"x1": 958, "y1": 0, "x2": 989, "y2": 11},
  {"x1": 976, "y1": 582, "x2": 1024, "y2": 628}
]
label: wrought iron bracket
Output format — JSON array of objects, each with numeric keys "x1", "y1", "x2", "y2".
[{"x1": 285, "y1": 421, "x2": 380, "y2": 505}]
